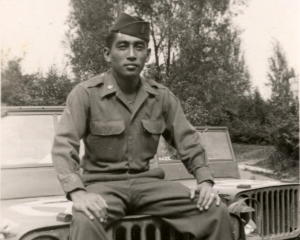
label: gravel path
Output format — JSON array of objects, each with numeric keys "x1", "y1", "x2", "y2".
[{"x1": 238, "y1": 160, "x2": 276, "y2": 181}]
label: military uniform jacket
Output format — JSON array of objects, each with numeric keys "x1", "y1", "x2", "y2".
[{"x1": 51, "y1": 69, "x2": 214, "y2": 195}]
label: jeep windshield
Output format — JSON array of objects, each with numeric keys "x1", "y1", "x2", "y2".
[
  {"x1": 157, "y1": 127, "x2": 236, "y2": 163},
  {"x1": 1, "y1": 109, "x2": 236, "y2": 168},
  {"x1": 1, "y1": 114, "x2": 57, "y2": 166}
]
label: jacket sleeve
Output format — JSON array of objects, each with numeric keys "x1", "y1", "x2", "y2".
[
  {"x1": 162, "y1": 91, "x2": 214, "y2": 185},
  {"x1": 51, "y1": 84, "x2": 89, "y2": 197}
]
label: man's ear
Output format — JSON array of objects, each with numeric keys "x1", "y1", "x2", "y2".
[
  {"x1": 103, "y1": 47, "x2": 111, "y2": 63},
  {"x1": 146, "y1": 48, "x2": 151, "y2": 63}
]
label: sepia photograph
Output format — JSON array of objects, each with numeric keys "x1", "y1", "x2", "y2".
[{"x1": 1, "y1": 0, "x2": 299, "y2": 239}]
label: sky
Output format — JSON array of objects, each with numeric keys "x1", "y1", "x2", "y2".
[
  {"x1": 1, "y1": 0, "x2": 299, "y2": 99},
  {"x1": 233, "y1": 0, "x2": 300, "y2": 97},
  {"x1": 0, "y1": 0, "x2": 70, "y2": 73}
]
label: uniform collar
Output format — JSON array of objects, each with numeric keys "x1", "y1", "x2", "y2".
[
  {"x1": 101, "y1": 68, "x2": 158, "y2": 98},
  {"x1": 101, "y1": 69, "x2": 118, "y2": 98},
  {"x1": 140, "y1": 76, "x2": 158, "y2": 96}
]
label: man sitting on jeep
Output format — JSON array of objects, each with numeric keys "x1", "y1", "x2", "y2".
[{"x1": 52, "y1": 12, "x2": 234, "y2": 240}]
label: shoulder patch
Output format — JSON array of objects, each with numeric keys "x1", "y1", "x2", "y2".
[
  {"x1": 80, "y1": 74, "x2": 104, "y2": 88},
  {"x1": 147, "y1": 79, "x2": 167, "y2": 90}
]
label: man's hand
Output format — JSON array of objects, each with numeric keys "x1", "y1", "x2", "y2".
[
  {"x1": 190, "y1": 181, "x2": 220, "y2": 211},
  {"x1": 70, "y1": 190, "x2": 108, "y2": 222}
]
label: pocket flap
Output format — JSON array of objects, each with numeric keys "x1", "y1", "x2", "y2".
[
  {"x1": 141, "y1": 119, "x2": 166, "y2": 134},
  {"x1": 90, "y1": 120, "x2": 125, "y2": 136}
]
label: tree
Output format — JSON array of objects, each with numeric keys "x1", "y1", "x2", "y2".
[
  {"x1": 267, "y1": 41, "x2": 295, "y2": 109},
  {"x1": 66, "y1": 0, "x2": 251, "y2": 127},
  {"x1": 229, "y1": 89, "x2": 272, "y2": 144},
  {"x1": 26, "y1": 66, "x2": 76, "y2": 106},
  {"x1": 164, "y1": 1, "x2": 251, "y2": 126},
  {"x1": 65, "y1": 0, "x2": 117, "y2": 80},
  {"x1": 1, "y1": 58, "x2": 32, "y2": 105},
  {"x1": 266, "y1": 41, "x2": 299, "y2": 171},
  {"x1": 1, "y1": 59, "x2": 76, "y2": 106}
]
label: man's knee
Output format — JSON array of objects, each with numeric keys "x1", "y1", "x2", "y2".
[
  {"x1": 72, "y1": 211, "x2": 90, "y2": 226},
  {"x1": 71, "y1": 210, "x2": 105, "y2": 232},
  {"x1": 215, "y1": 202, "x2": 230, "y2": 215},
  {"x1": 70, "y1": 210, "x2": 108, "y2": 240}
]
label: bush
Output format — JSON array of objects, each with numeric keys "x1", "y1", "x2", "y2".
[
  {"x1": 270, "y1": 111, "x2": 299, "y2": 161},
  {"x1": 229, "y1": 119, "x2": 272, "y2": 145}
]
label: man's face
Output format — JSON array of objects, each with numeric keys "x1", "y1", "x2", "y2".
[{"x1": 104, "y1": 33, "x2": 151, "y2": 79}]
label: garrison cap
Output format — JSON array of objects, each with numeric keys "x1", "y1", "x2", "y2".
[{"x1": 109, "y1": 13, "x2": 150, "y2": 43}]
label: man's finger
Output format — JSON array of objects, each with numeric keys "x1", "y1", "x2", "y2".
[
  {"x1": 99, "y1": 206, "x2": 108, "y2": 219},
  {"x1": 82, "y1": 208, "x2": 94, "y2": 220},
  {"x1": 102, "y1": 200, "x2": 109, "y2": 208},
  {"x1": 190, "y1": 187, "x2": 196, "y2": 200},
  {"x1": 97, "y1": 196, "x2": 109, "y2": 209},
  {"x1": 204, "y1": 193, "x2": 215, "y2": 210},
  {"x1": 199, "y1": 188, "x2": 213, "y2": 209},
  {"x1": 88, "y1": 204, "x2": 102, "y2": 219},
  {"x1": 197, "y1": 189, "x2": 207, "y2": 211},
  {"x1": 93, "y1": 199, "x2": 108, "y2": 218},
  {"x1": 96, "y1": 199, "x2": 108, "y2": 217}
]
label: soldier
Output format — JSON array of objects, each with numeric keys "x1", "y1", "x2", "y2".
[{"x1": 52, "y1": 13, "x2": 234, "y2": 240}]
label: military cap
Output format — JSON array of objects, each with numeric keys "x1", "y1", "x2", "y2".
[{"x1": 109, "y1": 13, "x2": 150, "y2": 42}]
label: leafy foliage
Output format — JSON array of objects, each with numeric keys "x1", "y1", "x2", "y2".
[
  {"x1": 66, "y1": 0, "x2": 252, "y2": 129},
  {"x1": 229, "y1": 89, "x2": 272, "y2": 144},
  {"x1": 266, "y1": 41, "x2": 299, "y2": 171},
  {"x1": 1, "y1": 59, "x2": 76, "y2": 106},
  {"x1": 267, "y1": 41, "x2": 295, "y2": 108},
  {"x1": 65, "y1": 0, "x2": 117, "y2": 79},
  {"x1": 1, "y1": 58, "x2": 32, "y2": 105}
]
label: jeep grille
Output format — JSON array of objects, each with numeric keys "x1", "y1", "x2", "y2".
[
  {"x1": 236, "y1": 185, "x2": 299, "y2": 239},
  {"x1": 106, "y1": 216, "x2": 192, "y2": 240}
]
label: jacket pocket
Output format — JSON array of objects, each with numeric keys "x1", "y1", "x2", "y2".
[
  {"x1": 90, "y1": 120, "x2": 125, "y2": 136},
  {"x1": 141, "y1": 119, "x2": 166, "y2": 134}
]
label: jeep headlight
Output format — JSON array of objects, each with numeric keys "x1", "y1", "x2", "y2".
[
  {"x1": 229, "y1": 198, "x2": 259, "y2": 237},
  {"x1": 230, "y1": 213, "x2": 246, "y2": 240}
]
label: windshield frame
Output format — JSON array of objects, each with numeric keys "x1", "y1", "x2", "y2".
[
  {"x1": 1, "y1": 107, "x2": 236, "y2": 169},
  {"x1": 1, "y1": 106, "x2": 64, "y2": 169}
]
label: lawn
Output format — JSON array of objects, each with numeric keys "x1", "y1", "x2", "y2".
[
  {"x1": 232, "y1": 143, "x2": 275, "y2": 162},
  {"x1": 232, "y1": 143, "x2": 299, "y2": 181}
]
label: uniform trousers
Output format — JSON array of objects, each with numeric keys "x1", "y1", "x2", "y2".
[{"x1": 70, "y1": 178, "x2": 234, "y2": 240}]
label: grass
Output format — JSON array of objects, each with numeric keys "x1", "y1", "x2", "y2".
[
  {"x1": 255, "y1": 152, "x2": 299, "y2": 181},
  {"x1": 232, "y1": 143, "x2": 275, "y2": 162},
  {"x1": 233, "y1": 143, "x2": 299, "y2": 181}
]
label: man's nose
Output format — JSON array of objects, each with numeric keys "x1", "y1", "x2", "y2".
[{"x1": 127, "y1": 46, "x2": 136, "y2": 61}]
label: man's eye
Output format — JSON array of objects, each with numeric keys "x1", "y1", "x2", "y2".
[
  {"x1": 118, "y1": 45, "x2": 126, "y2": 50},
  {"x1": 136, "y1": 45, "x2": 145, "y2": 50}
]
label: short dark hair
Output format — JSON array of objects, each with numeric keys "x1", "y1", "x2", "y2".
[
  {"x1": 105, "y1": 31, "x2": 149, "y2": 50},
  {"x1": 105, "y1": 31, "x2": 117, "y2": 50}
]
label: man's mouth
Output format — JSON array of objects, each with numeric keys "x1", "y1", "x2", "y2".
[
  {"x1": 125, "y1": 64, "x2": 138, "y2": 67},
  {"x1": 124, "y1": 64, "x2": 139, "y2": 71}
]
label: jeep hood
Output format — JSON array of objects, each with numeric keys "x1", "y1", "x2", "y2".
[
  {"x1": 0, "y1": 196, "x2": 71, "y2": 239},
  {"x1": 179, "y1": 178, "x2": 298, "y2": 199},
  {"x1": 1, "y1": 178, "x2": 298, "y2": 239}
]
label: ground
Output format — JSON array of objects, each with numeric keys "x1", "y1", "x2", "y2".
[
  {"x1": 233, "y1": 143, "x2": 300, "y2": 230},
  {"x1": 233, "y1": 143, "x2": 275, "y2": 180},
  {"x1": 232, "y1": 144, "x2": 275, "y2": 163},
  {"x1": 233, "y1": 143, "x2": 299, "y2": 182}
]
